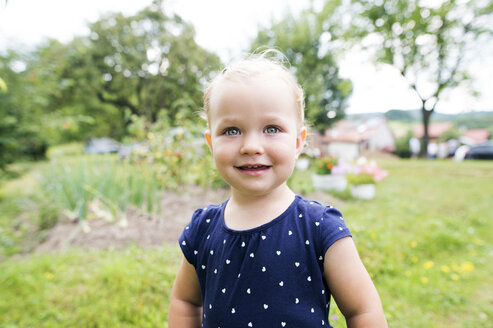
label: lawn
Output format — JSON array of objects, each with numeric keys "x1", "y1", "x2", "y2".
[{"x1": 0, "y1": 159, "x2": 492, "y2": 327}]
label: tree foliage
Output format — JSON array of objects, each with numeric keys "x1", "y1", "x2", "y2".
[
  {"x1": 349, "y1": 0, "x2": 493, "y2": 156},
  {"x1": 0, "y1": 1, "x2": 222, "y2": 168},
  {"x1": 0, "y1": 50, "x2": 48, "y2": 169},
  {"x1": 250, "y1": 1, "x2": 352, "y2": 133},
  {"x1": 85, "y1": 2, "x2": 221, "y2": 126}
]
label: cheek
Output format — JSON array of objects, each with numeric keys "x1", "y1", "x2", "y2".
[{"x1": 268, "y1": 137, "x2": 299, "y2": 161}]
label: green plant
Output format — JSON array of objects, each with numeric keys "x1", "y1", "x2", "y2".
[
  {"x1": 313, "y1": 155, "x2": 339, "y2": 175},
  {"x1": 346, "y1": 172, "x2": 376, "y2": 185}
]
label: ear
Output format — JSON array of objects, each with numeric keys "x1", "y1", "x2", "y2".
[
  {"x1": 296, "y1": 127, "x2": 307, "y2": 157},
  {"x1": 204, "y1": 130, "x2": 213, "y2": 153}
]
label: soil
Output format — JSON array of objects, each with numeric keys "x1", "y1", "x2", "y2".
[{"x1": 34, "y1": 186, "x2": 344, "y2": 254}]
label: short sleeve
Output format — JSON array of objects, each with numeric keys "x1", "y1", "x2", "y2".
[
  {"x1": 178, "y1": 208, "x2": 204, "y2": 266},
  {"x1": 319, "y1": 206, "x2": 352, "y2": 256}
]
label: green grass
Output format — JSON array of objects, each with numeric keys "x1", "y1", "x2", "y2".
[
  {"x1": 0, "y1": 246, "x2": 181, "y2": 327},
  {"x1": 0, "y1": 159, "x2": 492, "y2": 327}
]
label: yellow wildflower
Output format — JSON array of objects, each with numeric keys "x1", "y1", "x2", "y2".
[
  {"x1": 451, "y1": 274, "x2": 460, "y2": 281},
  {"x1": 423, "y1": 261, "x2": 434, "y2": 270},
  {"x1": 472, "y1": 238, "x2": 484, "y2": 245},
  {"x1": 44, "y1": 272, "x2": 54, "y2": 280},
  {"x1": 460, "y1": 261, "x2": 475, "y2": 272},
  {"x1": 370, "y1": 232, "x2": 377, "y2": 239},
  {"x1": 411, "y1": 256, "x2": 419, "y2": 263},
  {"x1": 440, "y1": 265, "x2": 450, "y2": 273},
  {"x1": 420, "y1": 277, "x2": 429, "y2": 284},
  {"x1": 410, "y1": 241, "x2": 418, "y2": 248},
  {"x1": 405, "y1": 270, "x2": 412, "y2": 277},
  {"x1": 147, "y1": 132, "x2": 155, "y2": 140}
]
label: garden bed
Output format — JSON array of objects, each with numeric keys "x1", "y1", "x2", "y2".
[{"x1": 34, "y1": 187, "x2": 342, "y2": 253}]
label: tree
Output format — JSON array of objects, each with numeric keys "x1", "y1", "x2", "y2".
[
  {"x1": 250, "y1": 1, "x2": 352, "y2": 133},
  {"x1": 350, "y1": 0, "x2": 493, "y2": 157},
  {"x1": 0, "y1": 50, "x2": 48, "y2": 169},
  {"x1": 84, "y1": 1, "x2": 222, "y2": 127}
]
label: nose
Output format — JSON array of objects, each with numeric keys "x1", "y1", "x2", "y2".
[{"x1": 240, "y1": 132, "x2": 264, "y2": 155}]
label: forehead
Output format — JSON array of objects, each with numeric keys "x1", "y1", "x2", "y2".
[{"x1": 208, "y1": 77, "x2": 299, "y2": 123}]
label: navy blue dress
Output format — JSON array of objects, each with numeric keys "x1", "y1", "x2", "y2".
[{"x1": 179, "y1": 195, "x2": 352, "y2": 328}]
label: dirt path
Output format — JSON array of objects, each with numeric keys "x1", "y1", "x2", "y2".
[{"x1": 34, "y1": 187, "x2": 344, "y2": 253}]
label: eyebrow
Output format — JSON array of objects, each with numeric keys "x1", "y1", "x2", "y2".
[{"x1": 213, "y1": 114, "x2": 296, "y2": 131}]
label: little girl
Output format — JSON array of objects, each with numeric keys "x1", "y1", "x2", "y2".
[{"x1": 169, "y1": 51, "x2": 387, "y2": 327}]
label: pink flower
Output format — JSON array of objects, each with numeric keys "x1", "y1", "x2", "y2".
[{"x1": 351, "y1": 157, "x2": 388, "y2": 182}]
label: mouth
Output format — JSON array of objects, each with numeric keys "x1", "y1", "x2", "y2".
[
  {"x1": 236, "y1": 164, "x2": 271, "y2": 171},
  {"x1": 235, "y1": 164, "x2": 272, "y2": 176}
]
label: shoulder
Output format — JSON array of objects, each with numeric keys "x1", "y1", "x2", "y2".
[
  {"x1": 295, "y1": 196, "x2": 344, "y2": 222},
  {"x1": 179, "y1": 202, "x2": 226, "y2": 265},
  {"x1": 185, "y1": 202, "x2": 224, "y2": 233},
  {"x1": 295, "y1": 195, "x2": 351, "y2": 253}
]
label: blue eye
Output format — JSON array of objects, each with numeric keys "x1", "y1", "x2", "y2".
[
  {"x1": 265, "y1": 126, "x2": 280, "y2": 134},
  {"x1": 224, "y1": 127, "x2": 240, "y2": 135}
]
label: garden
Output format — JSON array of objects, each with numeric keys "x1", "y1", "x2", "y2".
[
  {"x1": 0, "y1": 136, "x2": 491, "y2": 327},
  {"x1": 1, "y1": 1, "x2": 492, "y2": 326}
]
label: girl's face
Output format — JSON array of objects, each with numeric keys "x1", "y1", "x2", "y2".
[{"x1": 205, "y1": 77, "x2": 306, "y2": 199}]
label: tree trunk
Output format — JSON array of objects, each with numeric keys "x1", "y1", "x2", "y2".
[{"x1": 419, "y1": 104, "x2": 434, "y2": 158}]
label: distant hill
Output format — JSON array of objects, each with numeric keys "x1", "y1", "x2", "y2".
[{"x1": 348, "y1": 110, "x2": 493, "y2": 129}]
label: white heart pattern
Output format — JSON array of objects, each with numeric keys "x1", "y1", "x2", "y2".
[{"x1": 264, "y1": 304, "x2": 268, "y2": 309}]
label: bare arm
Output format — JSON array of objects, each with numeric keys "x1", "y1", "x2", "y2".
[
  {"x1": 324, "y1": 237, "x2": 388, "y2": 328},
  {"x1": 168, "y1": 257, "x2": 203, "y2": 328}
]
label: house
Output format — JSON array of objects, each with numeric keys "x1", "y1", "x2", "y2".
[
  {"x1": 312, "y1": 117, "x2": 395, "y2": 161},
  {"x1": 463, "y1": 129, "x2": 490, "y2": 144},
  {"x1": 412, "y1": 122, "x2": 453, "y2": 141}
]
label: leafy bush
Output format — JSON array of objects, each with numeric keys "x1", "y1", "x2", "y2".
[
  {"x1": 312, "y1": 155, "x2": 339, "y2": 174},
  {"x1": 394, "y1": 134, "x2": 412, "y2": 158}
]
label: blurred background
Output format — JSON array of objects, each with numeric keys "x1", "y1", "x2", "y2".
[{"x1": 0, "y1": 0, "x2": 492, "y2": 327}]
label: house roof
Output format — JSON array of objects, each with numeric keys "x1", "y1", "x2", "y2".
[
  {"x1": 464, "y1": 129, "x2": 490, "y2": 143},
  {"x1": 413, "y1": 122, "x2": 453, "y2": 138}
]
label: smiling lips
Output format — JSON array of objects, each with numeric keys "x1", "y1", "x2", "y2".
[{"x1": 235, "y1": 164, "x2": 272, "y2": 176}]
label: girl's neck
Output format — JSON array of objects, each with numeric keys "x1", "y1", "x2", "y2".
[{"x1": 224, "y1": 184, "x2": 296, "y2": 231}]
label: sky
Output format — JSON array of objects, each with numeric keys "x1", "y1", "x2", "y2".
[{"x1": 1, "y1": 0, "x2": 492, "y2": 115}]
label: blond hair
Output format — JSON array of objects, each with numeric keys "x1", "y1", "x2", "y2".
[{"x1": 203, "y1": 50, "x2": 305, "y2": 128}]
